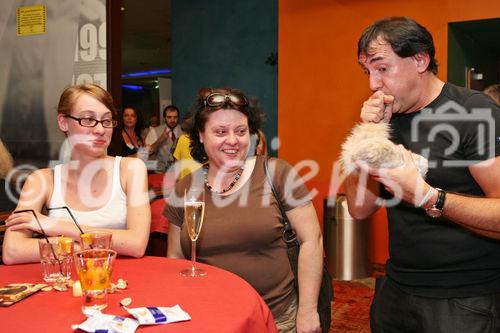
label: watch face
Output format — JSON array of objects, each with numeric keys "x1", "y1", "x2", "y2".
[{"x1": 426, "y1": 208, "x2": 442, "y2": 218}]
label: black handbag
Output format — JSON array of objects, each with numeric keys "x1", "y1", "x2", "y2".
[{"x1": 264, "y1": 158, "x2": 333, "y2": 333}]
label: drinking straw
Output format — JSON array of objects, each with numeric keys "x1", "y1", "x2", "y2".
[
  {"x1": 46, "y1": 206, "x2": 84, "y2": 234},
  {"x1": 47, "y1": 206, "x2": 93, "y2": 249},
  {"x1": 14, "y1": 209, "x2": 63, "y2": 273}
]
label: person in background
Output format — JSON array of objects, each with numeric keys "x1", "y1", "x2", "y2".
[
  {"x1": 143, "y1": 114, "x2": 160, "y2": 146},
  {"x1": 484, "y1": 83, "x2": 500, "y2": 105},
  {"x1": 2, "y1": 84, "x2": 151, "y2": 265},
  {"x1": 0, "y1": 138, "x2": 16, "y2": 211},
  {"x1": 121, "y1": 106, "x2": 145, "y2": 157},
  {"x1": 171, "y1": 112, "x2": 201, "y2": 180},
  {"x1": 165, "y1": 87, "x2": 324, "y2": 333},
  {"x1": 344, "y1": 17, "x2": 500, "y2": 332},
  {"x1": 148, "y1": 105, "x2": 182, "y2": 171}
]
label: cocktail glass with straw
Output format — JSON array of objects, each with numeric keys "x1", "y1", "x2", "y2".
[
  {"x1": 38, "y1": 237, "x2": 73, "y2": 285},
  {"x1": 15, "y1": 209, "x2": 70, "y2": 289}
]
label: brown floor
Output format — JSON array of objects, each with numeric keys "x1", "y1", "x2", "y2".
[
  {"x1": 329, "y1": 264, "x2": 385, "y2": 332},
  {"x1": 330, "y1": 278, "x2": 374, "y2": 333}
]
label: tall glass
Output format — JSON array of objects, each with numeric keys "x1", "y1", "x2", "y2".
[
  {"x1": 74, "y1": 249, "x2": 117, "y2": 311},
  {"x1": 181, "y1": 188, "x2": 206, "y2": 277}
]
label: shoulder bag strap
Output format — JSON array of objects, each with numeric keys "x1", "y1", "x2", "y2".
[{"x1": 263, "y1": 157, "x2": 298, "y2": 246}]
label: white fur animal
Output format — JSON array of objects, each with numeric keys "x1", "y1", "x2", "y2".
[{"x1": 341, "y1": 122, "x2": 428, "y2": 177}]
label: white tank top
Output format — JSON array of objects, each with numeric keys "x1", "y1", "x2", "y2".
[{"x1": 47, "y1": 157, "x2": 127, "y2": 229}]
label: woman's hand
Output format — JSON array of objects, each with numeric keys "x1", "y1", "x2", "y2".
[
  {"x1": 287, "y1": 202, "x2": 324, "y2": 333},
  {"x1": 5, "y1": 211, "x2": 59, "y2": 235},
  {"x1": 296, "y1": 308, "x2": 321, "y2": 333}
]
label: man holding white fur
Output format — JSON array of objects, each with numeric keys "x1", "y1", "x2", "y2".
[{"x1": 344, "y1": 17, "x2": 500, "y2": 332}]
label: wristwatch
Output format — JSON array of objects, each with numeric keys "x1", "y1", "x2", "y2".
[{"x1": 425, "y1": 188, "x2": 446, "y2": 218}]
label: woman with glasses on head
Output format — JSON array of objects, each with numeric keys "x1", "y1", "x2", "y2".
[
  {"x1": 165, "y1": 88, "x2": 324, "y2": 333},
  {"x1": 2, "y1": 84, "x2": 151, "y2": 264}
]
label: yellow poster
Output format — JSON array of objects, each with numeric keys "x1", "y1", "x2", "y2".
[{"x1": 16, "y1": 5, "x2": 46, "y2": 36}]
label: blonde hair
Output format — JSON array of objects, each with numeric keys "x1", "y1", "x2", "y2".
[{"x1": 0, "y1": 139, "x2": 13, "y2": 179}]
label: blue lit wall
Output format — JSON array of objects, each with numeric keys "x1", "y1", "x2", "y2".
[{"x1": 171, "y1": 0, "x2": 278, "y2": 148}]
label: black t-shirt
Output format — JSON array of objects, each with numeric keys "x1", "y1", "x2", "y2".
[{"x1": 385, "y1": 82, "x2": 500, "y2": 298}]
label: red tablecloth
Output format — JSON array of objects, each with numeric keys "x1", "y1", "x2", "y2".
[{"x1": 0, "y1": 257, "x2": 277, "y2": 333}]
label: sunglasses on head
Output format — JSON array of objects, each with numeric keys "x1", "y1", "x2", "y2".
[{"x1": 204, "y1": 92, "x2": 249, "y2": 108}]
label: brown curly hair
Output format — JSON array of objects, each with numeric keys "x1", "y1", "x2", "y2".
[{"x1": 188, "y1": 88, "x2": 265, "y2": 163}]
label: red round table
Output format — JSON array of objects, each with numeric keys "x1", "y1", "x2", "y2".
[{"x1": 0, "y1": 256, "x2": 277, "y2": 332}]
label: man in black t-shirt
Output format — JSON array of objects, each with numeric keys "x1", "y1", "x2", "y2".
[{"x1": 344, "y1": 17, "x2": 500, "y2": 332}]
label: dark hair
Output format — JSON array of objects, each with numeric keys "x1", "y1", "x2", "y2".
[
  {"x1": 180, "y1": 111, "x2": 194, "y2": 133},
  {"x1": 189, "y1": 88, "x2": 265, "y2": 163},
  {"x1": 358, "y1": 17, "x2": 438, "y2": 74},
  {"x1": 121, "y1": 106, "x2": 144, "y2": 145},
  {"x1": 163, "y1": 105, "x2": 179, "y2": 118}
]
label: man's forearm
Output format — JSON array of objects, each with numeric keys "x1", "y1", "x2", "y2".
[
  {"x1": 344, "y1": 172, "x2": 381, "y2": 219},
  {"x1": 150, "y1": 136, "x2": 165, "y2": 152},
  {"x1": 441, "y1": 193, "x2": 500, "y2": 238}
]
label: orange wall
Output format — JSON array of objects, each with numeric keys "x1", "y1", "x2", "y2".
[{"x1": 278, "y1": 0, "x2": 500, "y2": 264}]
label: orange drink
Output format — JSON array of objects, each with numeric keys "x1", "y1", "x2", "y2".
[{"x1": 74, "y1": 249, "x2": 117, "y2": 311}]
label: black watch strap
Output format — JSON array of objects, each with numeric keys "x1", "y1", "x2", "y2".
[{"x1": 434, "y1": 189, "x2": 446, "y2": 210}]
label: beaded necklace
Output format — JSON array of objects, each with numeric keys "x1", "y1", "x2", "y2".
[{"x1": 204, "y1": 165, "x2": 244, "y2": 194}]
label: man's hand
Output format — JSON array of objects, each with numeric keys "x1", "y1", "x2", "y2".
[
  {"x1": 360, "y1": 146, "x2": 430, "y2": 207},
  {"x1": 159, "y1": 128, "x2": 170, "y2": 142},
  {"x1": 361, "y1": 91, "x2": 394, "y2": 123}
]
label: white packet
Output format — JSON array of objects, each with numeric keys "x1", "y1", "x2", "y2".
[
  {"x1": 124, "y1": 305, "x2": 191, "y2": 325},
  {"x1": 73, "y1": 313, "x2": 139, "y2": 333}
]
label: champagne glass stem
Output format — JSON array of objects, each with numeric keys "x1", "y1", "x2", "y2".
[{"x1": 191, "y1": 240, "x2": 197, "y2": 273}]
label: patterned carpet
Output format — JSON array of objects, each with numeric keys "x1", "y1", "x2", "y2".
[{"x1": 329, "y1": 278, "x2": 374, "y2": 333}]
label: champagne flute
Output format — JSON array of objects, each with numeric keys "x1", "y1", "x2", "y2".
[{"x1": 181, "y1": 187, "x2": 206, "y2": 277}]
